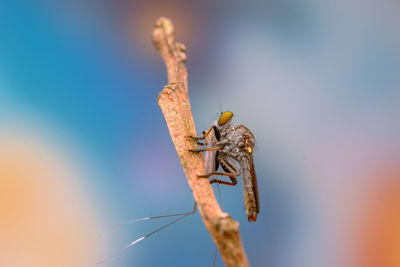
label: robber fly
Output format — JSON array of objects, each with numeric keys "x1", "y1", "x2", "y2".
[
  {"x1": 98, "y1": 111, "x2": 259, "y2": 264},
  {"x1": 189, "y1": 111, "x2": 259, "y2": 222}
]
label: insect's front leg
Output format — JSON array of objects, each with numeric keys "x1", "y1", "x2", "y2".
[
  {"x1": 186, "y1": 134, "x2": 205, "y2": 141},
  {"x1": 186, "y1": 125, "x2": 216, "y2": 142},
  {"x1": 186, "y1": 134, "x2": 208, "y2": 147}
]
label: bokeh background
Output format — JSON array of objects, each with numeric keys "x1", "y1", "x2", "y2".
[{"x1": 1, "y1": 0, "x2": 400, "y2": 266}]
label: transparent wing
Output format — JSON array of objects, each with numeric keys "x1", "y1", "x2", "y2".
[
  {"x1": 204, "y1": 128, "x2": 219, "y2": 173},
  {"x1": 249, "y1": 153, "x2": 260, "y2": 213}
]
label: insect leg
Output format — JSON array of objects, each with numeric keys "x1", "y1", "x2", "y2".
[
  {"x1": 186, "y1": 135, "x2": 205, "y2": 141},
  {"x1": 198, "y1": 171, "x2": 238, "y2": 186},
  {"x1": 186, "y1": 125, "x2": 216, "y2": 141},
  {"x1": 189, "y1": 147, "x2": 221, "y2": 153},
  {"x1": 209, "y1": 178, "x2": 237, "y2": 186},
  {"x1": 212, "y1": 156, "x2": 240, "y2": 186},
  {"x1": 198, "y1": 171, "x2": 239, "y2": 178},
  {"x1": 199, "y1": 156, "x2": 240, "y2": 186}
]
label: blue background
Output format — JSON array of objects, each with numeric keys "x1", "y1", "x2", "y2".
[{"x1": 1, "y1": 0, "x2": 400, "y2": 267}]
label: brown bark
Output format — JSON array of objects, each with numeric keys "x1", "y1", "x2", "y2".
[{"x1": 152, "y1": 17, "x2": 250, "y2": 267}]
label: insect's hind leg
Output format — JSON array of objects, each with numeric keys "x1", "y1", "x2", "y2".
[
  {"x1": 198, "y1": 171, "x2": 238, "y2": 186},
  {"x1": 199, "y1": 155, "x2": 240, "y2": 186},
  {"x1": 209, "y1": 177, "x2": 237, "y2": 186}
]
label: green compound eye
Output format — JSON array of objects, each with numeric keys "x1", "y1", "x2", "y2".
[{"x1": 218, "y1": 111, "x2": 233, "y2": 126}]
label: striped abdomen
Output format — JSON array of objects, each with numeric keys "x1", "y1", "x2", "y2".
[{"x1": 240, "y1": 156, "x2": 259, "y2": 222}]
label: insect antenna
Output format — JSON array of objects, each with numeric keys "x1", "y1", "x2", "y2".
[{"x1": 98, "y1": 203, "x2": 197, "y2": 264}]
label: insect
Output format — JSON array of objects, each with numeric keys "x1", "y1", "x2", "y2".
[
  {"x1": 98, "y1": 111, "x2": 259, "y2": 264},
  {"x1": 188, "y1": 111, "x2": 259, "y2": 222}
]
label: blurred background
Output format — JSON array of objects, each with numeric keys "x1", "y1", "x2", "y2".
[{"x1": 1, "y1": 0, "x2": 400, "y2": 266}]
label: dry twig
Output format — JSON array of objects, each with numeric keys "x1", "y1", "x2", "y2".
[{"x1": 152, "y1": 17, "x2": 250, "y2": 267}]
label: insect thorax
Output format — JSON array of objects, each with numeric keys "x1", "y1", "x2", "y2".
[{"x1": 216, "y1": 124, "x2": 255, "y2": 161}]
